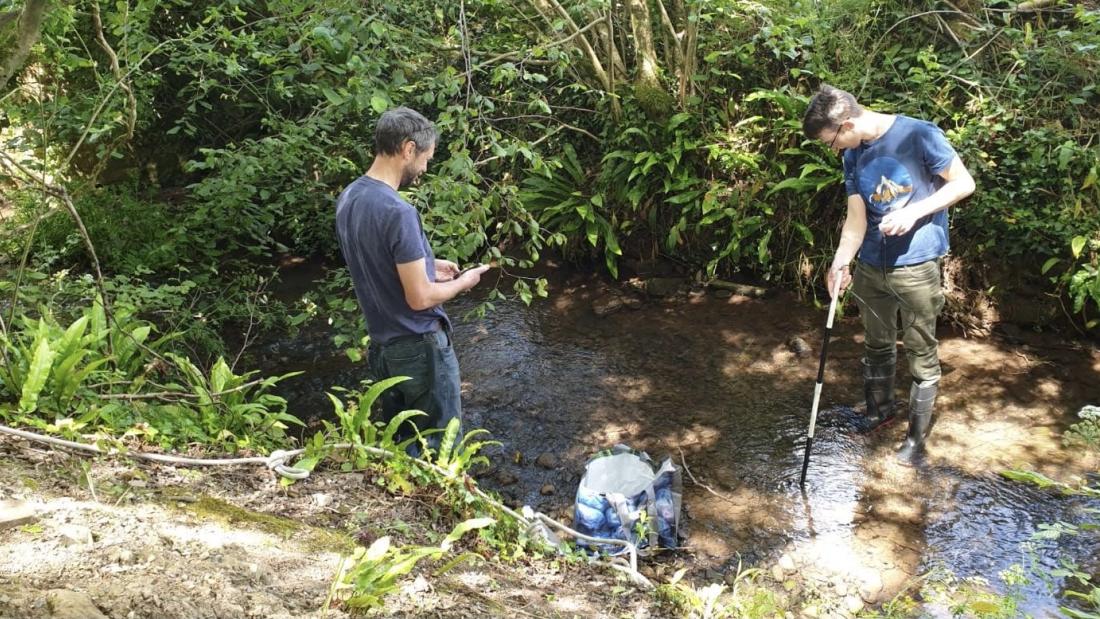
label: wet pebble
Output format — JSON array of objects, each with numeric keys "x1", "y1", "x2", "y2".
[
  {"x1": 787, "y1": 336, "x2": 812, "y2": 358},
  {"x1": 539, "y1": 483, "x2": 555, "y2": 496},
  {"x1": 535, "y1": 453, "x2": 559, "y2": 469},
  {"x1": 495, "y1": 471, "x2": 518, "y2": 486},
  {"x1": 592, "y1": 295, "x2": 625, "y2": 317}
]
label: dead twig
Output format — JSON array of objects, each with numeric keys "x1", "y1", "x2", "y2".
[{"x1": 677, "y1": 447, "x2": 738, "y2": 506}]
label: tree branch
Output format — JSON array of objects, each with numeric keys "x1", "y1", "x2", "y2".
[
  {"x1": 654, "y1": 0, "x2": 684, "y2": 73},
  {"x1": 0, "y1": 0, "x2": 48, "y2": 91},
  {"x1": 0, "y1": 151, "x2": 113, "y2": 354},
  {"x1": 89, "y1": 0, "x2": 138, "y2": 181},
  {"x1": 526, "y1": 0, "x2": 611, "y2": 92},
  {"x1": 476, "y1": 14, "x2": 608, "y2": 67},
  {"x1": 0, "y1": 10, "x2": 20, "y2": 29}
]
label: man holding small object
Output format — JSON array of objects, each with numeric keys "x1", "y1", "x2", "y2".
[
  {"x1": 335, "y1": 106, "x2": 491, "y2": 455},
  {"x1": 801, "y1": 85, "x2": 975, "y2": 465}
]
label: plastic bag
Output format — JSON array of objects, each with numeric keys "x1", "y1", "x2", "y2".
[{"x1": 572, "y1": 445, "x2": 681, "y2": 554}]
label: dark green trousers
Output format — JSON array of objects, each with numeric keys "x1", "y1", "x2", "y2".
[{"x1": 852, "y1": 258, "x2": 945, "y2": 384}]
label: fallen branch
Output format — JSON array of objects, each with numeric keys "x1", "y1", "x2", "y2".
[
  {"x1": 1016, "y1": 0, "x2": 1060, "y2": 11},
  {"x1": 706, "y1": 280, "x2": 769, "y2": 298}
]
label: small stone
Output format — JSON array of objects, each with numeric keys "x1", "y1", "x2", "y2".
[
  {"x1": 495, "y1": 471, "x2": 518, "y2": 486},
  {"x1": 46, "y1": 590, "x2": 107, "y2": 619},
  {"x1": 311, "y1": 493, "x2": 332, "y2": 508},
  {"x1": 539, "y1": 483, "x2": 555, "y2": 496},
  {"x1": 0, "y1": 499, "x2": 36, "y2": 530},
  {"x1": 534, "y1": 453, "x2": 558, "y2": 469},
  {"x1": 787, "y1": 337, "x2": 812, "y2": 358},
  {"x1": 845, "y1": 595, "x2": 865, "y2": 614},
  {"x1": 622, "y1": 296, "x2": 643, "y2": 310},
  {"x1": 778, "y1": 553, "x2": 796, "y2": 571},
  {"x1": 800, "y1": 603, "x2": 820, "y2": 618},
  {"x1": 645, "y1": 277, "x2": 684, "y2": 298},
  {"x1": 59, "y1": 525, "x2": 93, "y2": 546},
  {"x1": 592, "y1": 295, "x2": 625, "y2": 317},
  {"x1": 713, "y1": 289, "x2": 733, "y2": 299},
  {"x1": 126, "y1": 479, "x2": 148, "y2": 489},
  {"x1": 771, "y1": 564, "x2": 785, "y2": 582},
  {"x1": 859, "y1": 573, "x2": 883, "y2": 602},
  {"x1": 108, "y1": 547, "x2": 136, "y2": 565}
]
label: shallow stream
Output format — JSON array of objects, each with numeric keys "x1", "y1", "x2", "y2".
[{"x1": 251, "y1": 266, "x2": 1100, "y2": 614}]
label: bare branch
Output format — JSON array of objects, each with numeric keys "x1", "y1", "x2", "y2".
[
  {"x1": 89, "y1": 0, "x2": 138, "y2": 181},
  {"x1": 0, "y1": 151, "x2": 113, "y2": 351},
  {"x1": 526, "y1": 0, "x2": 611, "y2": 92},
  {"x1": 476, "y1": 14, "x2": 607, "y2": 67}
]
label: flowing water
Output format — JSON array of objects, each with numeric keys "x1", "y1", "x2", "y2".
[{"x1": 251, "y1": 266, "x2": 1100, "y2": 614}]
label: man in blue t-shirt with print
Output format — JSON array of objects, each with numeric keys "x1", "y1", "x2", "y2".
[
  {"x1": 335, "y1": 107, "x2": 491, "y2": 456},
  {"x1": 802, "y1": 85, "x2": 975, "y2": 465}
]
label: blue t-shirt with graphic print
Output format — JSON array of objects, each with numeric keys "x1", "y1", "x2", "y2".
[
  {"x1": 335, "y1": 175, "x2": 449, "y2": 346},
  {"x1": 843, "y1": 115, "x2": 958, "y2": 268}
]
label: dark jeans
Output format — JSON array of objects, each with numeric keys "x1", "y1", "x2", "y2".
[{"x1": 367, "y1": 327, "x2": 462, "y2": 453}]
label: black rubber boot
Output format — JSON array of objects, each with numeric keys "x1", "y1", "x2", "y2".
[
  {"x1": 897, "y1": 381, "x2": 937, "y2": 465},
  {"x1": 861, "y1": 358, "x2": 896, "y2": 432}
]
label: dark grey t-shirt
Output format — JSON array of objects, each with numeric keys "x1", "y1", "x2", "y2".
[{"x1": 335, "y1": 175, "x2": 448, "y2": 345}]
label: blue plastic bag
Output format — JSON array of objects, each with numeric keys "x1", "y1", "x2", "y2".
[{"x1": 572, "y1": 445, "x2": 682, "y2": 555}]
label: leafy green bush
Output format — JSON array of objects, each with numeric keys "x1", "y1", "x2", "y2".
[{"x1": 0, "y1": 296, "x2": 301, "y2": 452}]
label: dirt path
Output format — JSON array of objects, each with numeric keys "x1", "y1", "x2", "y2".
[{"x1": 0, "y1": 437, "x2": 659, "y2": 619}]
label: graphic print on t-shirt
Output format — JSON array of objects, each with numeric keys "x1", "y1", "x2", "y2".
[{"x1": 860, "y1": 157, "x2": 914, "y2": 215}]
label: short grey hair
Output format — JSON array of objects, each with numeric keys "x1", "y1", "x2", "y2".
[{"x1": 374, "y1": 107, "x2": 438, "y2": 156}]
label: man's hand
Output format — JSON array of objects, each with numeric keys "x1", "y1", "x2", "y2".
[
  {"x1": 878, "y1": 208, "x2": 920, "y2": 236},
  {"x1": 456, "y1": 264, "x2": 492, "y2": 290},
  {"x1": 435, "y1": 259, "x2": 461, "y2": 281},
  {"x1": 826, "y1": 261, "x2": 851, "y2": 299}
]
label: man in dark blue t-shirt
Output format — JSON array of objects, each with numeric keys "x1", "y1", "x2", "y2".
[
  {"x1": 802, "y1": 85, "x2": 975, "y2": 465},
  {"x1": 335, "y1": 107, "x2": 490, "y2": 455}
]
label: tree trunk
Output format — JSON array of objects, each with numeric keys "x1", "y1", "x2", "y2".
[
  {"x1": 0, "y1": 0, "x2": 48, "y2": 91},
  {"x1": 626, "y1": 0, "x2": 672, "y2": 118}
]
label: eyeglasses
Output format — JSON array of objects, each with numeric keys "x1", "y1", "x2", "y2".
[{"x1": 827, "y1": 123, "x2": 845, "y2": 150}]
